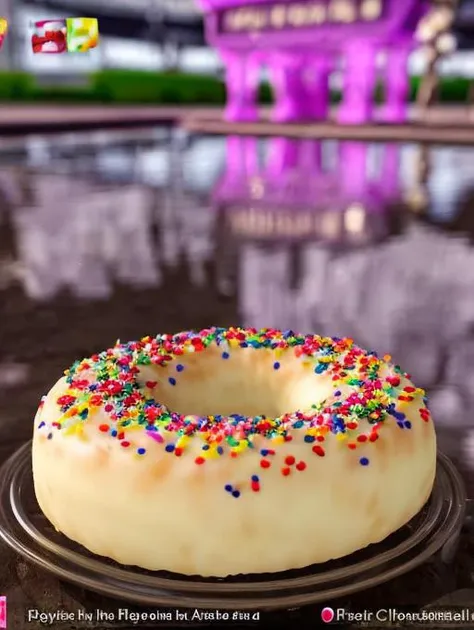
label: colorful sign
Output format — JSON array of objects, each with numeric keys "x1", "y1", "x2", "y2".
[
  {"x1": 32, "y1": 19, "x2": 67, "y2": 53},
  {"x1": 0, "y1": 18, "x2": 8, "y2": 50},
  {"x1": 66, "y1": 18, "x2": 99, "y2": 52},
  {"x1": 218, "y1": 0, "x2": 383, "y2": 35},
  {"x1": 32, "y1": 18, "x2": 99, "y2": 53},
  {"x1": 0, "y1": 596, "x2": 6, "y2": 629}
]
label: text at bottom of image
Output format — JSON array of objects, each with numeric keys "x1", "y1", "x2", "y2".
[{"x1": 24, "y1": 606, "x2": 474, "y2": 626}]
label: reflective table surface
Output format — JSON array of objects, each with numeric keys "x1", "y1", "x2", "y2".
[{"x1": 0, "y1": 129, "x2": 474, "y2": 628}]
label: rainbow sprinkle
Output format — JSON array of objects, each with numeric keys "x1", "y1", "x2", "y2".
[{"x1": 35, "y1": 327, "x2": 431, "y2": 497}]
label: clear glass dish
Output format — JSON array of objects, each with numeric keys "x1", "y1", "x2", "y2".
[{"x1": 0, "y1": 441, "x2": 467, "y2": 610}]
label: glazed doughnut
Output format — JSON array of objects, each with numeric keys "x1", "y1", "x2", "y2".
[{"x1": 32, "y1": 327, "x2": 436, "y2": 577}]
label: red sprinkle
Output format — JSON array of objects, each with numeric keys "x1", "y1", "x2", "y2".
[
  {"x1": 146, "y1": 381, "x2": 157, "y2": 389},
  {"x1": 296, "y1": 461, "x2": 306, "y2": 471},
  {"x1": 285, "y1": 455, "x2": 295, "y2": 466},
  {"x1": 357, "y1": 435, "x2": 368, "y2": 443},
  {"x1": 195, "y1": 456, "x2": 205, "y2": 465},
  {"x1": 347, "y1": 443, "x2": 357, "y2": 450},
  {"x1": 316, "y1": 435, "x2": 325, "y2": 442},
  {"x1": 121, "y1": 441, "x2": 130, "y2": 448},
  {"x1": 260, "y1": 459, "x2": 271, "y2": 469},
  {"x1": 99, "y1": 424, "x2": 109, "y2": 432},
  {"x1": 251, "y1": 481, "x2": 260, "y2": 492},
  {"x1": 312, "y1": 445, "x2": 325, "y2": 457},
  {"x1": 174, "y1": 447, "x2": 183, "y2": 457},
  {"x1": 281, "y1": 467, "x2": 291, "y2": 476}
]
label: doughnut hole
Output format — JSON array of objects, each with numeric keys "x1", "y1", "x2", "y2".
[{"x1": 138, "y1": 345, "x2": 334, "y2": 418}]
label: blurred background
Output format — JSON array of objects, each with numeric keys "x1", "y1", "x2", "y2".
[
  {"x1": 1, "y1": 0, "x2": 474, "y2": 480},
  {"x1": 0, "y1": 0, "x2": 471, "y2": 103}
]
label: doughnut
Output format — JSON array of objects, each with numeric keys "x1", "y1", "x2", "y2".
[{"x1": 32, "y1": 327, "x2": 436, "y2": 577}]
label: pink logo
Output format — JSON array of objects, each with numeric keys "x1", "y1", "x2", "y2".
[
  {"x1": 321, "y1": 607, "x2": 335, "y2": 623},
  {"x1": 0, "y1": 596, "x2": 7, "y2": 628}
]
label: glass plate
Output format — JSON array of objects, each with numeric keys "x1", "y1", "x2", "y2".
[{"x1": 0, "y1": 441, "x2": 467, "y2": 610}]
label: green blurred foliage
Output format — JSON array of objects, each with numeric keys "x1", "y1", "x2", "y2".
[{"x1": 0, "y1": 70, "x2": 469, "y2": 104}]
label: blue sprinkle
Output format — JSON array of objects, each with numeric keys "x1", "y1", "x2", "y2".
[
  {"x1": 293, "y1": 420, "x2": 304, "y2": 428},
  {"x1": 89, "y1": 384, "x2": 98, "y2": 391},
  {"x1": 38, "y1": 421, "x2": 45, "y2": 429},
  {"x1": 334, "y1": 390, "x2": 342, "y2": 397},
  {"x1": 397, "y1": 421, "x2": 405, "y2": 429},
  {"x1": 111, "y1": 429, "x2": 118, "y2": 437},
  {"x1": 232, "y1": 490, "x2": 241, "y2": 498},
  {"x1": 47, "y1": 433, "x2": 53, "y2": 440},
  {"x1": 202, "y1": 444, "x2": 210, "y2": 451},
  {"x1": 217, "y1": 446, "x2": 224, "y2": 455},
  {"x1": 251, "y1": 475, "x2": 259, "y2": 482},
  {"x1": 360, "y1": 457, "x2": 370, "y2": 466},
  {"x1": 240, "y1": 342, "x2": 248, "y2": 348},
  {"x1": 315, "y1": 363, "x2": 328, "y2": 374},
  {"x1": 224, "y1": 484, "x2": 233, "y2": 493},
  {"x1": 168, "y1": 377, "x2": 176, "y2": 386},
  {"x1": 165, "y1": 444, "x2": 175, "y2": 453},
  {"x1": 304, "y1": 435, "x2": 315, "y2": 443},
  {"x1": 273, "y1": 362, "x2": 280, "y2": 370},
  {"x1": 137, "y1": 447, "x2": 146, "y2": 455},
  {"x1": 404, "y1": 421, "x2": 412, "y2": 429},
  {"x1": 146, "y1": 424, "x2": 157, "y2": 431},
  {"x1": 222, "y1": 352, "x2": 230, "y2": 359},
  {"x1": 260, "y1": 449, "x2": 269, "y2": 456},
  {"x1": 176, "y1": 364, "x2": 184, "y2": 372}
]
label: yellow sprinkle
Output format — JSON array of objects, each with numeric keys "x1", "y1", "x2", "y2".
[
  {"x1": 336, "y1": 433, "x2": 346, "y2": 441},
  {"x1": 75, "y1": 424, "x2": 88, "y2": 441},
  {"x1": 228, "y1": 339, "x2": 239, "y2": 348},
  {"x1": 176, "y1": 436, "x2": 190, "y2": 449},
  {"x1": 383, "y1": 354, "x2": 392, "y2": 362},
  {"x1": 204, "y1": 445, "x2": 220, "y2": 459},
  {"x1": 232, "y1": 442, "x2": 246, "y2": 454},
  {"x1": 272, "y1": 435, "x2": 285, "y2": 445}
]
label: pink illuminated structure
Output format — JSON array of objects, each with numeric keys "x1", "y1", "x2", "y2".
[
  {"x1": 198, "y1": 0, "x2": 429, "y2": 124},
  {"x1": 214, "y1": 136, "x2": 403, "y2": 244}
]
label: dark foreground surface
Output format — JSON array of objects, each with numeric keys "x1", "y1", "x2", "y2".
[{"x1": 0, "y1": 128, "x2": 474, "y2": 628}]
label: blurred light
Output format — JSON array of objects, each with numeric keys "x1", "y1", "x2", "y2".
[
  {"x1": 320, "y1": 211, "x2": 341, "y2": 239},
  {"x1": 344, "y1": 203, "x2": 366, "y2": 234},
  {"x1": 250, "y1": 177, "x2": 264, "y2": 200},
  {"x1": 0, "y1": 362, "x2": 29, "y2": 388},
  {"x1": 436, "y1": 33, "x2": 457, "y2": 54}
]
